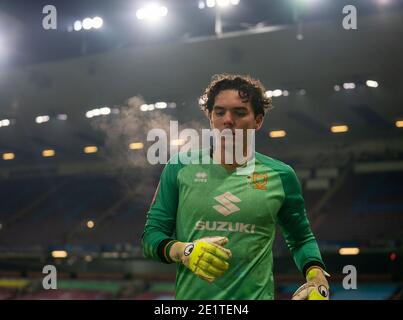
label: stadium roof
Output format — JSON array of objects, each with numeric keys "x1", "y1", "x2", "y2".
[
  {"x1": 1, "y1": 0, "x2": 403, "y2": 66},
  {"x1": 0, "y1": 1, "x2": 402, "y2": 167}
]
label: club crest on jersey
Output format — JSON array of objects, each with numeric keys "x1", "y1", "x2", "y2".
[{"x1": 247, "y1": 172, "x2": 268, "y2": 190}]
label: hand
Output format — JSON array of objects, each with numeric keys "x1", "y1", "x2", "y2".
[
  {"x1": 292, "y1": 266, "x2": 330, "y2": 300},
  {"x1": 169, "y1": 236, "x2": 232, "y2": 283}
]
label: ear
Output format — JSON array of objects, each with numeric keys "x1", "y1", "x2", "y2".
[{"x1": 255, "y1": 114, "x2": 264, "y2": 130}]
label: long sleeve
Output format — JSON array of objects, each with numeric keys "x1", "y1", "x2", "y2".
[
  {"x1": 141, "y1": 155, "x2": 183, "y2": 263},
  {"x1": 277, "y1": 165, "x2": 325, "y2": 274}
]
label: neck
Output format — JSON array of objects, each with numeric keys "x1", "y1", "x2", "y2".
[{"x1": 212, "y1": 146, "x2": 253, "y2": 169}]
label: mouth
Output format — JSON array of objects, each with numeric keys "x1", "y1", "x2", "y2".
[
  {"x1": 220, "y1": 130, "x2": 235, "y2": 136},
  {"x1": 220, "y1": 132, "x2": 235, "y2": 142}
]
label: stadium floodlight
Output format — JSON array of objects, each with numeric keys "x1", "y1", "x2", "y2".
[
  {"x1": 42, "y1": 149, "x2": 56, "y2": 157},
  {"x1": 136, "y1": 4, "x2": 168, "y2": 21},
  {"x1": 82, "y1": 18, "x2": 94, "y2": 30},
  {"x1": 86, "y1": 108, "x2": 111, "y2": 118},
  {"x1": 272, "y1": 89, "x2": 283, "y2": 97},
  {"x1": 35, "y1": 115, "x2": 50, "y2": 124},
  {"x1": 129, "y1": 142, "x2": 144, "y2": 150},
  {"x1": 282, "y1": 90, "x2": 290, "y2": 97},
  {"x1": 141, "y1": 102, "x2": 174, "y2": 111},
  {"x1": 202, "y1": 0, "x2": 240, "y2": 36},
  {"x1": 343, "y1": 82, "x2": 356, "y2": 90},
  {"x1": 84, "y1": 146, "x2": 98, "y2": 154},
  {"x1": 99, "y1": 107, "x2": 111, "y2": 115},
  {"x1": 74, "y1": 20, "x2": 82, "y2": 31},
  {"x1": 74, "y1": 17, "x2": 103, "y2": 31},
  {"x1": 204, "y1": 0, "x2": 239, "y2": 9},
  {"x1": 339, "y1": 247, "x2": 360, "y2": 255},
  {"x1": 52, "y1": 250, "x2": 68, "y2": 258},
  {"x1": 136, "y1": 8, "x2": 146, "y2": 19},
  {"x1": 269, "y1": 130, "x2": 286, "y2": 138},
  {"x1": 92, "y1": 17, "x2": 103, "y2": 29},
  {"x1": 0, "y1": 119, "x2": 10, "y2": 127},
  {"x1": 82, "y1": 18, "x2": 93, "y2": 30},
  {"x1": 57, "y1": 114, "x2": 68, "y2": 120},
  {"x1": 265, "y1": 90, "x2": 273, "y2": 98},
  {"x1": 366, "y1": 80, "x2": 379, "y2": 88},
  {"x1": 2, "y1": 152, "x2": 15, "y2": 161},
  {"x1": 331, "y1": 125, "x2": 349, "y2": 133},
  {"x1": 155, "y1": 102, "x2": 167, "y2": 109},
  {"x1": 334, "y1": 85, "x2": 341, "y2": 92},
  {"x1": 159, "y1": 6, "x2": 168, "y2": 16},
  {"x1": 86, "y1": 220, "x2": 95, "y2": 229},
  {"x1": 206, "y1": 0, "x2": 216, "y2": 8},
  {"x1": 86, "y1": 110, "x2": 94, "y2": 118}
]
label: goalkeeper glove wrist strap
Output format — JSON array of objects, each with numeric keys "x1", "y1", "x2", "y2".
[
  {"x1": 164, "y1": 240, "x2": 179, "y2": 263},
  {"x1": 157, "y1": 238, "x2": 176, "y2": 264}
]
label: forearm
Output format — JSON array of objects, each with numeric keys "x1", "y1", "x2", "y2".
[
  {"x1": 291, "y1": 238, "x2": 326, "y2": 275},
  {"x1": 141, "y1": 223, "x2": 175, "y2": 263},
  {"x1": 145, "y1": 237, "x2": 189, "y2": 264}
]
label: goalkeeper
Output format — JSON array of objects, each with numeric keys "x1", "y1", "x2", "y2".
[{"x1": 141, "y1": 74, "x2": 329, "y2": 300}]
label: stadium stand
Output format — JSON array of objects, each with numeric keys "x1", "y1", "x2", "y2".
[{"x1": 1, "y1": 0, "x2": 402, "y2": 300}]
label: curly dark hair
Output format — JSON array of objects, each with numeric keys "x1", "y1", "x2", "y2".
[{"x1": 200, "y1": 73, "x2": 273, "y2": 117}]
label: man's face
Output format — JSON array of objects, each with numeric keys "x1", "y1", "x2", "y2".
[
  {"x1": 208, "y1": 89, "x2": 264, "y2": 163},
  {"x1": 209, "y1": 89, "x2": 263, "y2": 133}
]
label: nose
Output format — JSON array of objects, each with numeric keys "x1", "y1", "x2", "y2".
[{"x1": 222, "y1": 111, "x2": 234, "y2": 127}]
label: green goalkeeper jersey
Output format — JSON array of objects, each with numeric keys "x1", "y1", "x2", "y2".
[{"x1": 142, "y1": 149, "x2": 324, "y2": 300}]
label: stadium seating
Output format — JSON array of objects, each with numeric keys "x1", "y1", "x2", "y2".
[{"x1": 1, "y1": 168, "x2": 402, "y2": 248}]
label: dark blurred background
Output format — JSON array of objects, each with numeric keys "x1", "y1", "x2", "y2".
[{"x1": 0, "y1": 0, "x2": 402, "y2": 300}]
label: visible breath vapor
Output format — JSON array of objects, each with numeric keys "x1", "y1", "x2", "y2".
[{"x1": 90, "y1": 95, "x2": 205, "y2": 198}]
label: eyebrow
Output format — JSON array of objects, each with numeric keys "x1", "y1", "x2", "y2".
[{"x1": 213, "y1": 106, "x2": 248, "y2": 110}]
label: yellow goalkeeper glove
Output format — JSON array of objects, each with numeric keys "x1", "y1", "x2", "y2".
[
  {"x1": 168, "y1": 236, "x2": 232, "y2": 283},
  {"x1": 292, "y1": 266, "x2": 330, "y2": 300}
]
